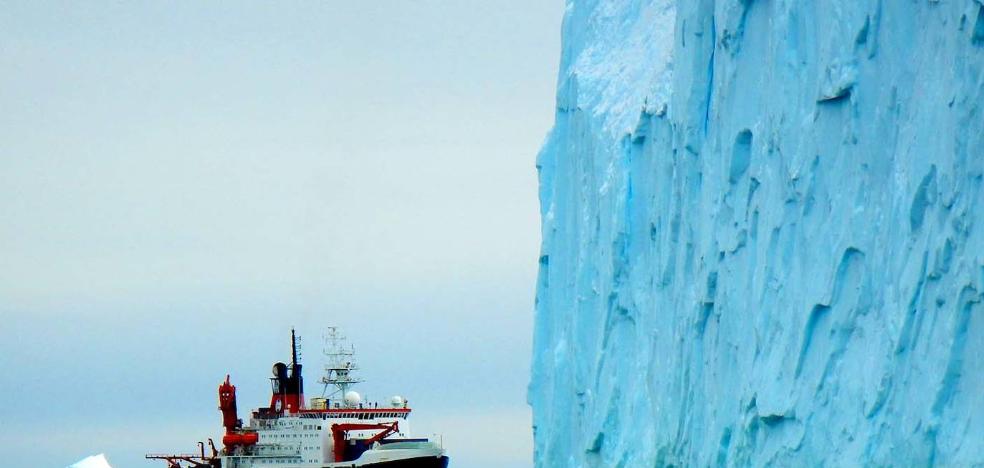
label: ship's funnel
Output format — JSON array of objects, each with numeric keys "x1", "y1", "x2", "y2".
[{"x1": 269, "y1": 329, "x2": 305, "y2": 412}]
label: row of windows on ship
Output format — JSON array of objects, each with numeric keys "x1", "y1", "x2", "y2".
[
  {"x1": 260, "y1": 431, "x2": 322, "y2": 439},
  {"x1": 250, "y1": 458, "x2": 319, "y2": 464},
  {"x1": 251, "y1": 433, "x2": 322, "y2": 465}
]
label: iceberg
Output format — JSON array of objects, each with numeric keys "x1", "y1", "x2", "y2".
[
  {"x1": 529, "y1": 0, "x2": 984, "y2": 466},
  {"x1": 68, "y1": 454, "x2": 112, "y2": 468}
]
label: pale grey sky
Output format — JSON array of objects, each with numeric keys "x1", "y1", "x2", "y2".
[{"x1": 0, "y1": 2, "x2": 562, "y2": 466}]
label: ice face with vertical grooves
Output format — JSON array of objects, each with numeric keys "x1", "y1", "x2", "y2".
[{"x1": 529, "y1": 1, "x2": 984, "y2": 466}]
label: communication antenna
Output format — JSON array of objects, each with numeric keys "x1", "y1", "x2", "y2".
[{"x1": 320, "y1": 327, "x2": 363, "y2": 398}]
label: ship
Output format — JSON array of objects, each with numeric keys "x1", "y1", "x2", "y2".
[{"x1": 147, "y1": 328, "x2": 449, "y2": 468}]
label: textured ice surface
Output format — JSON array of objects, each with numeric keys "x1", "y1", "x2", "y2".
[
  {"x1": 530, "y1": 0, "x2": 984, "y2": 466},
  {"x1": 68, "y1": 454, "x2": 112, "y2": 468}
]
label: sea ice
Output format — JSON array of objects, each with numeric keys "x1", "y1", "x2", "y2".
[{"x1": 68, "y1": 454, "x2": 112, "y2": 468}]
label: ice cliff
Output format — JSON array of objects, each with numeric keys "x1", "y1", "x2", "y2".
[{"x1": 529, "y1": 0, "x2": 984, "y2": 466}]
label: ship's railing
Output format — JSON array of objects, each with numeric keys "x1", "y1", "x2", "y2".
[
  {"x1": 295, "y1": 411, "x2": 409, "y2": 420},
  {"x1": 252, "y1": 408, "x2": 411, "y2": 421}
]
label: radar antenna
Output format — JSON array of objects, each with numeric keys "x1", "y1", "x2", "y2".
[{"x1": 320, "y1": 327, "x2": 363, "y2": 398}]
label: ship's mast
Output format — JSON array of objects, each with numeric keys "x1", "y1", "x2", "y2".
[
  {"x1": 291, "y1": 328, "x2": 300, "y2": 369},
  {"x1": 321, "y1": 327, "x2": 363, "y2": 398}
]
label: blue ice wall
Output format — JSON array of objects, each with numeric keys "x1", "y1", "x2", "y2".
[{"x1": 529, "y1": 1, "x2": 984, "y2": 466}]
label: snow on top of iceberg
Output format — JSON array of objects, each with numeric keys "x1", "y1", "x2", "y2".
[
  {"x1": 68, "y1": 454, "x2": 112, "y2": 468},
  {"x1": 558, "y1": 0, "x2": 675, "y2": 139}
]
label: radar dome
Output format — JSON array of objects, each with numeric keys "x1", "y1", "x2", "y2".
[
  {"x1": 343, "y1": 391, "x2": 362, "y2": 407},
  {"x1": 391, "y1": 395, "x2": 405, "y2": 408}
]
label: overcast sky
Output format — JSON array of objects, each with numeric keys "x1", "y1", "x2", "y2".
[{"x1": 0, "y1": 2, "x2": 562, "y2": 466}]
